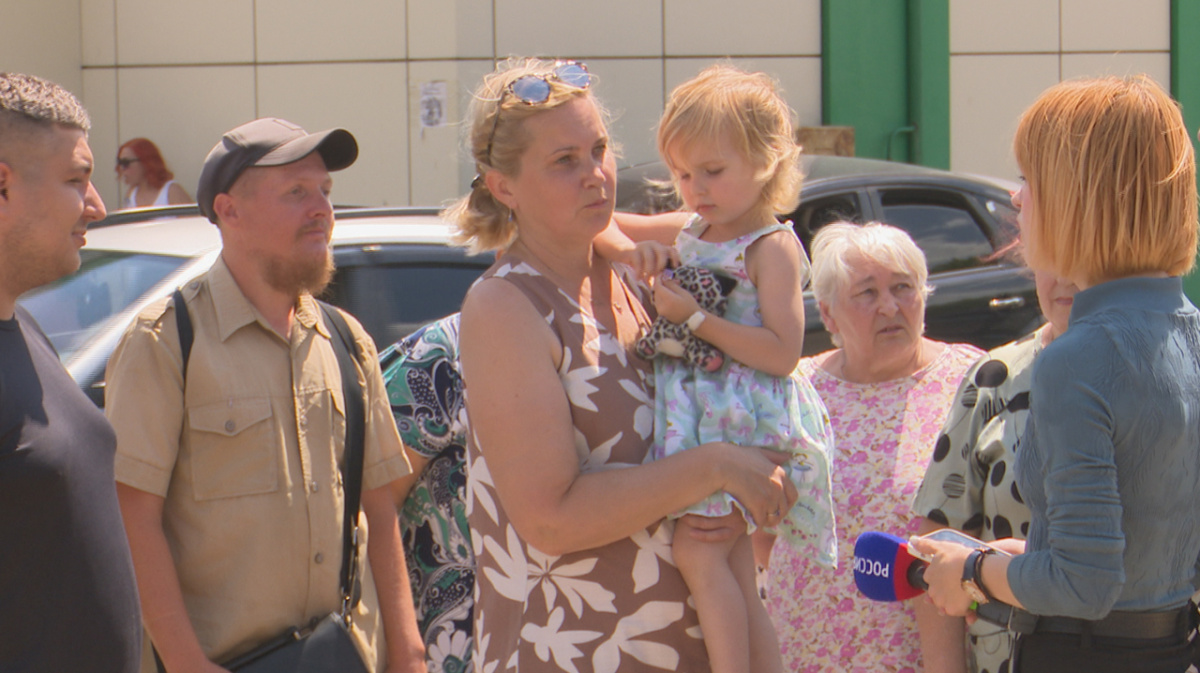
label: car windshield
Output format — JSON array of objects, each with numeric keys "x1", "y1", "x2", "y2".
[{"x1": 18, "y1": 249, "x2": 189, "y2": 360}]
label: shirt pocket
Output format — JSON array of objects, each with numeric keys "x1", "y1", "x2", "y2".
[{"x1": 187, "y1": 398, "x2": 278, "y2": 501}]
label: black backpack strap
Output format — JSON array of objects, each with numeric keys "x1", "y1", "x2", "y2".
[
  {"x1": 172, "y1": 289, "x2": 194, "y2": 381},
  {"x1": 317, "y1": 300, "x2": 366, "y2": 614},
  {"x1": 157, "y1": 291, "x2": 193, "y2": 672}
]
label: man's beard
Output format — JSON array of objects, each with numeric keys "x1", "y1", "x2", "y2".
[{"x1": 264, "y1": 247, "x2": 335, "y2": 298}]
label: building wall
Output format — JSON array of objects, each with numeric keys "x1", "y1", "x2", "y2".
[
  {"x1": 0, "y1": 0, "x2": 83, "y2": 97},
  {"x1": 948, "y1": 0, "x2": 1171, "y2": 182},
  {"x1": 66, "y1": 0, "x2": 822, "y2": 211},
  {"x1": 0, "y1": 0, "x2": 1180, "y2": 210}
]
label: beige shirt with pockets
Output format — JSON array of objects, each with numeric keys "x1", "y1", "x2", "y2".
[{"x1": 106, "y1": 257, "x2": 411, "y2": 671}]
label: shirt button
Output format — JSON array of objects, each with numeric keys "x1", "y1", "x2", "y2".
[
  {"x1": 310, "y1": 481, "x2": 320, "y2": 493},
  {"x1": 224, "y1": 420, "x2": 236, "y2": 433},
  {"x1": 314, "y1": 552, "x2": 324, "y2": 564}
]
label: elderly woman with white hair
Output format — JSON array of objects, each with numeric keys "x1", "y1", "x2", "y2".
[{"x1": 764, "y1": 222, "x2": 983, "y2": 672}]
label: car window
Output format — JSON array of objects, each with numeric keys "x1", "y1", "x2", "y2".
[
  {"x1": 878, "y1": 189, "x2": 995, "y2": 273},
  {"x1": 790, "y1": 193, "x2": 862, "y2": 253},
  {"x1": 978, "y1": 194, "x2": 1021, "y2": 258},
  {"x1": 328, "y1": 263, "x2": 487, "y2": 348},
  {"x1": 17, "y1": 250, "x2": 189, "y2": 359}
]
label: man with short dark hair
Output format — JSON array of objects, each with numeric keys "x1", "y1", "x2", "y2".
[
  {"x1": 107, "y1": 118, "x2": 425, "y2": 672},
  {"x1": 0, "y1": 71, "x2": 141, "y2": 672}
]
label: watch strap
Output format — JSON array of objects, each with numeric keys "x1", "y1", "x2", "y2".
[
  {"x1": 685, "y1": 310, "x2": 706, "y2": 331},
  {"x1": 962, "y1": 548, "x2": 996, "y2": 603}
]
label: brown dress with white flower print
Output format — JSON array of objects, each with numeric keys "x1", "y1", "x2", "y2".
[{"x1": 465, "y1": 250, "x2": 710, "y2": 673}]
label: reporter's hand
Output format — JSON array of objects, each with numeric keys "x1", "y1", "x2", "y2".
[
  {"x1": 989, "y1": 537, "x2": 1026, "y2": 556},
  {"x1": 908, "y1": 537, "x2": 976, "y2": 617}
]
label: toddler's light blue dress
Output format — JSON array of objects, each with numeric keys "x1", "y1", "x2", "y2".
[{"x1": 650, "y1": 215, "x2": 838, "y2": 567}]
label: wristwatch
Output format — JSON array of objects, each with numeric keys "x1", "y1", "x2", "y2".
[
  {"x1": 685, "y1": 310, "x2": 706, "y2": 331},
  {"x1": 962, "y1": 549, "x2": 995, "y2": 604}
]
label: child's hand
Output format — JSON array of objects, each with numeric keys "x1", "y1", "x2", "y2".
[
  {"x1": 653, "y1": 272, "x2": 702, "y2": 324},
  {"x1": 613, "y1": 241, "x2": 678, "y2": 280}
]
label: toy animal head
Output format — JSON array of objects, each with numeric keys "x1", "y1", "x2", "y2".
[{"x1": 636, "y1": 265, "x2": 737, "y2": 372}]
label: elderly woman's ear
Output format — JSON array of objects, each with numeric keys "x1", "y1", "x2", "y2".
[{"x1": 817, "y1": 300, "x2": 837, "y2": 338}]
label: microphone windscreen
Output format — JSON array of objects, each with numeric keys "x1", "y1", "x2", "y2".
[{"x1": 853, "y1": 531, "x2": 925, "y2": 602}]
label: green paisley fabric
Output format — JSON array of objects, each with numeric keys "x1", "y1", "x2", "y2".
[{"x1": 380, "y1": 314, "x2": 473, "y2": 673}]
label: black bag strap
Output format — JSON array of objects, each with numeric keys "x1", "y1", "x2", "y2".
[
  {"x1": 171, "y1": 290, "x2": 366, "y2": 613},
  {"x1": 316, "y1": 300, "x2": 366, "y2": 615},
  {"x1": 172, "y1": 289, "x2": 193, "y2": 380}
]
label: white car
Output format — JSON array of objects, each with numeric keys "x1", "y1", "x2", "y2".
[{"x1": 18, "y1": 205, "x2": 494, "y2": 406}]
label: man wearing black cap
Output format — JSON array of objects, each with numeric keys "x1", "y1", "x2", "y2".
[
  {"x1": 106, "y1": 118, "x2": 426, "y2": 673},
  {"x1": 0, "y1": 72, "x2": 141, "y2": 673}
]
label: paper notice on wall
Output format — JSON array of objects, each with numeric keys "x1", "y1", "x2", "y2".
[{"x1": 419, "y1": 81, "x2": 448, "y2": 128}]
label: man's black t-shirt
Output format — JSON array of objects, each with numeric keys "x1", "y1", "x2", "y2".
[{"x1": 0, "y1": 307, "x2": 140, "y2": 672}]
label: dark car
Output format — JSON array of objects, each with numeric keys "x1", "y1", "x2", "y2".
[
  {"x1": 617, "y1": 155, "x2": 1041, "y2": 355},
  {"x1": 17, "y1": 205, "x2": 494, "y2": 406}
]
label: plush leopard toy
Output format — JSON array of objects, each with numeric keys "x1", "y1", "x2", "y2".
[{"x1": 636, "y1": 265, "x2": 737, "y2": 372}]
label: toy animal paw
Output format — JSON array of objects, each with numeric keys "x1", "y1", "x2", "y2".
[{"x1": 636, "y1": 266, "x2": 737, "y2": 372}]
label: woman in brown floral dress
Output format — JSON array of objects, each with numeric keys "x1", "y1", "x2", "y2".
[{"x1": 445, "y1": 57, "x2": 797, "y2": 673}]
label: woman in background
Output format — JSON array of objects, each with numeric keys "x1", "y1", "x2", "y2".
[
  {"x1": 765, "y1": 221, "x2": 983, "y2": 672},
  {"x1": 116, "y1": 137, "x2": 190, "y2": 208},
  {"x1": 911, "y1": 270, "x2": 1078, "y2": 673}
]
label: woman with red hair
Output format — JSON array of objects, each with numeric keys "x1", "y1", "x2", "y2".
[{"x1": 116, "y1": 138, "x2": 190, "y2": 208}]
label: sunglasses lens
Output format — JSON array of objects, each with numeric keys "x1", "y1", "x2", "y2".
[
  {"x1": 556, "y1": 64, "x2": 591, "y2": 89},
  {"x1": 510, "y1": 76, "x2": 552, "y2": 105}
]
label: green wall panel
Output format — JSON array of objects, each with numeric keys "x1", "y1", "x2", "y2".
[
  {"x1": 821, "y1": 0, "x2": 949, "y2": 167},
  {"x1": 1172, "y1": 0, "x2": 1200, "y2": 303},
  {"x1": 908, "y1": 0, "x2": 951, "y2": 168}
]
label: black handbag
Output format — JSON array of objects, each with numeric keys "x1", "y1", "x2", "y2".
[{"x1": 167, "y1": 295, "x2": 373, "y2": 673}]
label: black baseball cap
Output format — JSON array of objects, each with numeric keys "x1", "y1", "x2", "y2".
[{"x1": 196, "y1": 117, "x2": 358, "y2": 223}]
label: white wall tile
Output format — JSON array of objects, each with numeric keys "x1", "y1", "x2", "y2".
[
  {"x1": 664, "y1": 0, "x2": 820, "y2": 56},
  {"x1": 0, "y1": 0, "x2": 82, "y2": 91},
  {"x1": 950, "y1": 54, "x2": 1059, "y2": 180},
  {"x1": 408, "y1": 60, "x2": 494, "y2": 206},
  {"x1": 1062, "y1": 0, "x2": 1169, "y2": 52},
  {"x1": 116, "y1": 0, "x2": 253, "y2": 65},
  {"x1": 585, "y1": 59, "x2": 665, "y2": 168},
  {"x1": 255, "y1": 0, "x2": 406, "y2": 63},
  {"x1": 408, "y1": 0, "x2": 494, "y2": 59},
  {"x1": 82, "y1": 69, "x2": 121, "y2": 210},
  {"x1": 82, "y1": 0, "x2": 117, "y2": 67},
  {"x1": 1060, "y1": 52, "x2": 1171, "y2": 85},
  {"x1": 664, "y1": 57, "x2": 823, "y2": 129},
  {"x1": 495, "y1": 0, "x2": 661, "y2": 57},
  {"x1": 116, "y1": 66, "x2": 257, "y2": 207},
  {"x1": 950, "y1": 0, "x2": 1060, "y2": 53},
  {"x1": 257, "y1": 63, "x2": 410, "y2": 206}
]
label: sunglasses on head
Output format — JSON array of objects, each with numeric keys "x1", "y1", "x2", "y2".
[
  {"x1": 116, "y1": 157, "x2": 139, "y2": 168},
  {"x1": 484, "y1": 61, "x2": 592, "y2": 167}
]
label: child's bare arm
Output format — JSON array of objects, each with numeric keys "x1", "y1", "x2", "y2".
[
  {"x1": 657, "y1": 230, "x2": 806, "y2": 377},
  {"x1": 595, "y1": 213, "x2": 687, "y2": 278},
  {"x1": 612, "y1": 211, "x2": 689, "y2": 246}
]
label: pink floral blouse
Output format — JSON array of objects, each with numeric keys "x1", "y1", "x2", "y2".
[{"x1": 764, "y1": 342, "x2": 982, "y2": 673}]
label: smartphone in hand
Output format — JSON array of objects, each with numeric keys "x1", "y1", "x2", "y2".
[{"x1": 907, "y1": 529, "x2": 1011, "y2": 562}]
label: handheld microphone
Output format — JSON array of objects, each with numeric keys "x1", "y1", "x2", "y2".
[
  {"x1": 853, "y1": 531, "x2": 1016, "y2": 628},
  {"x1": 853, "y1": 531, "x2": 928, "y2": 601}
]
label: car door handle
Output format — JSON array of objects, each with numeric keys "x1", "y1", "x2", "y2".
[{"x1": 989, "y1": 296, "x2": 1025, "y2": 310}]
